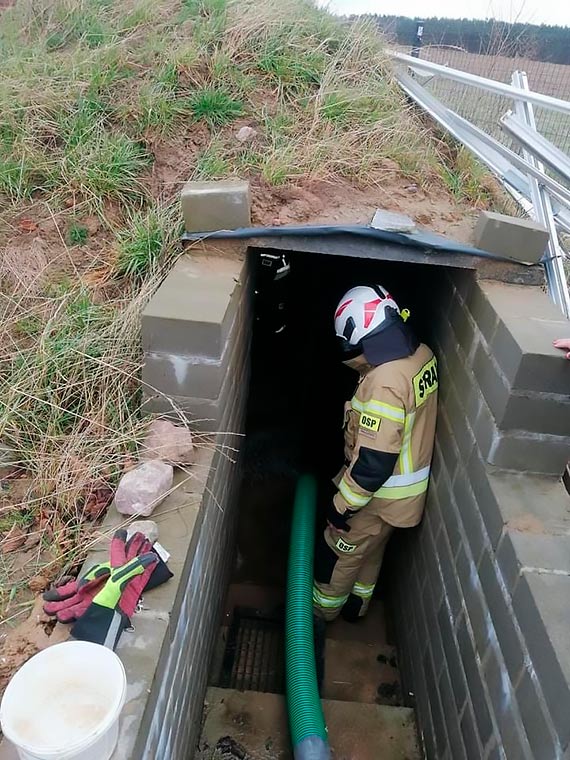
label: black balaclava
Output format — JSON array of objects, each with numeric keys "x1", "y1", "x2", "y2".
[{"x1": 361, "y1": 318, "x2": 419, "y2": 367}]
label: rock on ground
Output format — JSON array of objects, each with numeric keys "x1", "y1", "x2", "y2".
[
  {"x1": 235, "y1": 126, "x2": 256, "y2": 143},
  {"x1": 115, "y1": 460, "x2": 174, "y2": 517},
  {"x1": 126, "y1": 520, "x2": 159, "y2": 544},
  {"x1": 141, "y1": 420, "x2": 194, "y2": 465}
]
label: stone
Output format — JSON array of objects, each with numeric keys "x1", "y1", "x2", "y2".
[
  {"x1": 115, "y1": 461, "x2": 173, "y2": 517},
  {"x1": 126, "y1": 520, "x2": 159, "y2": 544},
  {"x1": 473, "y1": 210, "x2": 549, "y2": 265},
  {"x1": 235, "y1": 126, "x2": 256, "y2": 143},
  {"x1": 371, "y1": 209, "x2": 416, "y2": 233},
  {"x1": 181, "y1": 179, "x2": 251, "y2": 233},
  {"x1": 142, "y1": 254, "x2": 244, "y2": 358},
  {"x1": 141, "y1": 420, "x2": 194, "y2": 465}
]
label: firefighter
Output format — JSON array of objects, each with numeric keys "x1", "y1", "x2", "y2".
[{"x1": 313, "y1": 285, "x2": 438, "y2": 622}]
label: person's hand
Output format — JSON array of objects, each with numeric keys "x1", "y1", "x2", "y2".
[
  {"x1": 326, "y1": 502, "x2": 355, "y2": 533},
  {"x1": 553, "y1": 338, "x2": 570, "y2": 359}
]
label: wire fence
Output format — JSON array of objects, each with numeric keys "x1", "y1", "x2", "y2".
[{"x1": 407, "y1": 45, "x2": 570, "y2": 155}]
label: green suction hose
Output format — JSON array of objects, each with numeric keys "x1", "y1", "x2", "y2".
[{"x1": 286, "y1": 474, "x2": 331, "y2": 760}]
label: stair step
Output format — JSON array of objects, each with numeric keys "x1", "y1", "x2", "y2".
[
  {"x1": 322, "y1": 640, "x2": 401, "y2": 706},
  {"x1": 326, "y1": 599, "x2": 389, "y2": 645},
  {"x1": 197, "y1": 687, "x2": 419, "y2": 760}
]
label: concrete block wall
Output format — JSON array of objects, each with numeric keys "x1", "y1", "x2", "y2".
[
  {"x1": 138, "y1": 254, "x2": 250, "y2": 759},
  {"x1": 390, "y1": 269, "x2": 570, "y2": 760},
  {"x1": 142, "y1": 253, "x2": 250, "y2": 428},
  {"x1": 117, "y1": 253, "x2": 251, "y2": 759}
]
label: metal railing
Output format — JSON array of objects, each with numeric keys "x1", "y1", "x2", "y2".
[
  {"x1": 406, "y1": 44, "x2": 570, "y2": 155},
  {"x1": 390, "y1": 52, "x2": 570, "y2": 318}
]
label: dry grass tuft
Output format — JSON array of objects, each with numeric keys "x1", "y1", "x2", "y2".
[{"x1": 0, "y1": 0, "x2": 492, "y2": 619}]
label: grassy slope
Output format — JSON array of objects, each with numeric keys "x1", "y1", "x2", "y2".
[{"x1": 0, "y1": 0, "x2": 492, "y2": 619}]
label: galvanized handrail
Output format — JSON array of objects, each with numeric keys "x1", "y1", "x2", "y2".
[
  {"x1": 392, "y1": 59, "x2": 570, "y2": 318},
  {"x1": 510, "y1": 71, "x2": 570, "y2": 318},
  {"x1": 500, "y1": 111, "x2": 570, "y2": 186},
  {"x1": 391, "y1": 52, "x2": 570, "y2": 115}
]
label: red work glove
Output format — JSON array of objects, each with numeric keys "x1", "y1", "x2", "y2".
[
  {"x1": 42, "y1": 530, "x2": 127, "y2": 623},
  {"x1": 119, "y1": 532, "x2": 162, "y2": 617}
]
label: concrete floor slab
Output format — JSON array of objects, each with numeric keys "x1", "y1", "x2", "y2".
[
  {"x1": 198, "y1": 687, "x2": 419, "y2": 760},
  {"x1": 322, "y1": 639, "x2": 401, "y2": 706},
  {"x1": 326, "y1": 599, "x2": 389, "y2": 645}
]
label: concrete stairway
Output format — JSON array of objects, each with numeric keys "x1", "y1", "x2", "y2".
[
  {"x1": 199, "y1": 688, "x2": 418, "y2": 760},
  {"x1": 196, "y1": 586, "x2": 420, "y2": 759}
]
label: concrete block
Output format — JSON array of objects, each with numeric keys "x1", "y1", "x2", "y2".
[
  {"x1": 460, "y1": 704, "x2": 484, "y2": 760},
  {"x1": 458, "y1": 371, "x2": 482, "y2": 438},
  {"x1": 142, "y1": 254, "x2": 245, "y2": 358},
  {"x1": 496, "y1": 532, "x2": 520, "y2": 597},
  {"x1": 481, "y1": 281, "x2": 570, "y2": 395},
  {"x1": 498, "y1": 531, "x2": 570, "y2": 598},
  {"x1": 437, "y1": 486, "x2": 462, "y2": 562},
  {"x1": 445, "y1": 341, "x2": 475, "y2": 415},
  {"x1": 415, "y1": 685, "x2": 437, "y2": 760},
  {"x1": 424, "y1": 650, "x2": 449, "y2": 756},
  {"x1": 143, "y1": 390, "x2": 220, "y2": 428},
  {"x1": 475, "y1": 257, "x2": 545, "y2": 286},
  {"x1": 474, "y1": 210, "x2": 549, "y2": 265},
  {"x1": 439, "y1": 668, "x2": 467, "y2": 759},
  {"x1": 446, "y1": 382, "x2": 478, "y2": 462},
  {"x1": 516, "y1": 669, "x2": 560, "y2": 760},
  {"x1": 482, "y1": 643, "x2": 533, "y2": 760},
  {"x1": 456, "y1": 546, "x2": 489, "y2": 656},
  {"x1": 431, "y1": 440, "x2": 443, "y2": 484},
  {"x1": 143, "y1": 329, "x2": 250, "y2": 430},
  {"x1": 453, "y1": 468, "x2": 489, "y2": 565},
  {"x1": 478, "y1": 550, "x2": 524, "y2": 681},
  {"x1": 143, "y1": 303, "x2": 244, "y2": 399},
  {"x1": 423, "y1": 520, "x2": 445, "y2": 606},
  {"x1": 472, "y1": 394, "x2": 496, "y2": 460},
  {"x1": 485, "y1": 741, "x2": 505, "y2": 760},
  {"x1": 438, "y1": 603, "x2": 468, "y2": 711},
  {"x1": 487, "y1": 430, "x2": 570, "y2": 476},
  {"x1": 436, "y1": 527, "x2": 462, "y2": 620},
  {"x1": 500, "y1": 392, "x2": 570, "y2": 437},
  {"x1": 466, "y1": 450, "x2": 504, "y2": 550},
  {"x1": 512, "y1": 573, "x2": 570, "y2": 749},
  {"x1": 371, "y1": 208, "x2": 416, "y2": 232},
  {"x1": 425, "y1": 487, "x2": 443, "y2": 542},
  {"x1": 472, "y1": 343, "x2": 510, "y2": 422},
  {"x1": 421, "y1": 581, "x2": 446, "y2": 677},
  {"x1": 436, "y1": 407, "x2": 460, "y2": 482},
  {"x1": 487, "y1": 470, "x2": 570, "y2": 544},
  {"x1": 450, "y1": 293, "x2": 476, "y2": 353},
  {"x1": 466, "y1": 280, "x2": 499, "y2": 344},
  {"x1": 181, "y1": 179, "x2": 251, "y2": 233},
  {"x1": 450, "y1": 269, "x2": 477, "y2": 303},
  {"x1": 457, "y1": 616, "x2": 494, "y2": 747},
  {"x1": 471, "y1": 337, "x2": 570, "y2": 437}
]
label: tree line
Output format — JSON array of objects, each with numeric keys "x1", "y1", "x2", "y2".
[{"x1": 368, "y1": 16, "x2": 570, "y2": 65}]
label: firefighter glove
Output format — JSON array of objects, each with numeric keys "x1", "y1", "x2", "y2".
[
  {"x1": 326, "y1": 502, "x2": 356, "y2": 532},
  {"x1": 71, "y1": 551, "x2": 158, "y2": 650}
]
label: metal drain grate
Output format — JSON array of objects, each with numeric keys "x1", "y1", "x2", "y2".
[{"x1": 218, "y1": 607, "x2": 285, "y2": 693}]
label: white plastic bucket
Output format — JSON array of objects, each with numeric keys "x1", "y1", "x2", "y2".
[{"x1": 0, "y1": 640, "x2": 127, "y2": 760}]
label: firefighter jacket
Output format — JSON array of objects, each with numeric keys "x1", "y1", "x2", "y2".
[{"x1": 333, "y1": 343, "x2": 438, "y2": 528}]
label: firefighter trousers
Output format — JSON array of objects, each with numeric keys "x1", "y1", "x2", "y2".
[{"x1": 313, "y1": 507, "x2": 394, "y2": 622}]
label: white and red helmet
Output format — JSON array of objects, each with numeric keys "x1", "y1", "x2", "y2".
[{"x1": 334, "y1": 285, "x2": 401, "y2": 358}]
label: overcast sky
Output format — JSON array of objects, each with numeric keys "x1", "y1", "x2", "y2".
[{"x1": 318, "y1": 0, "x2": 569, "y2": 27}]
